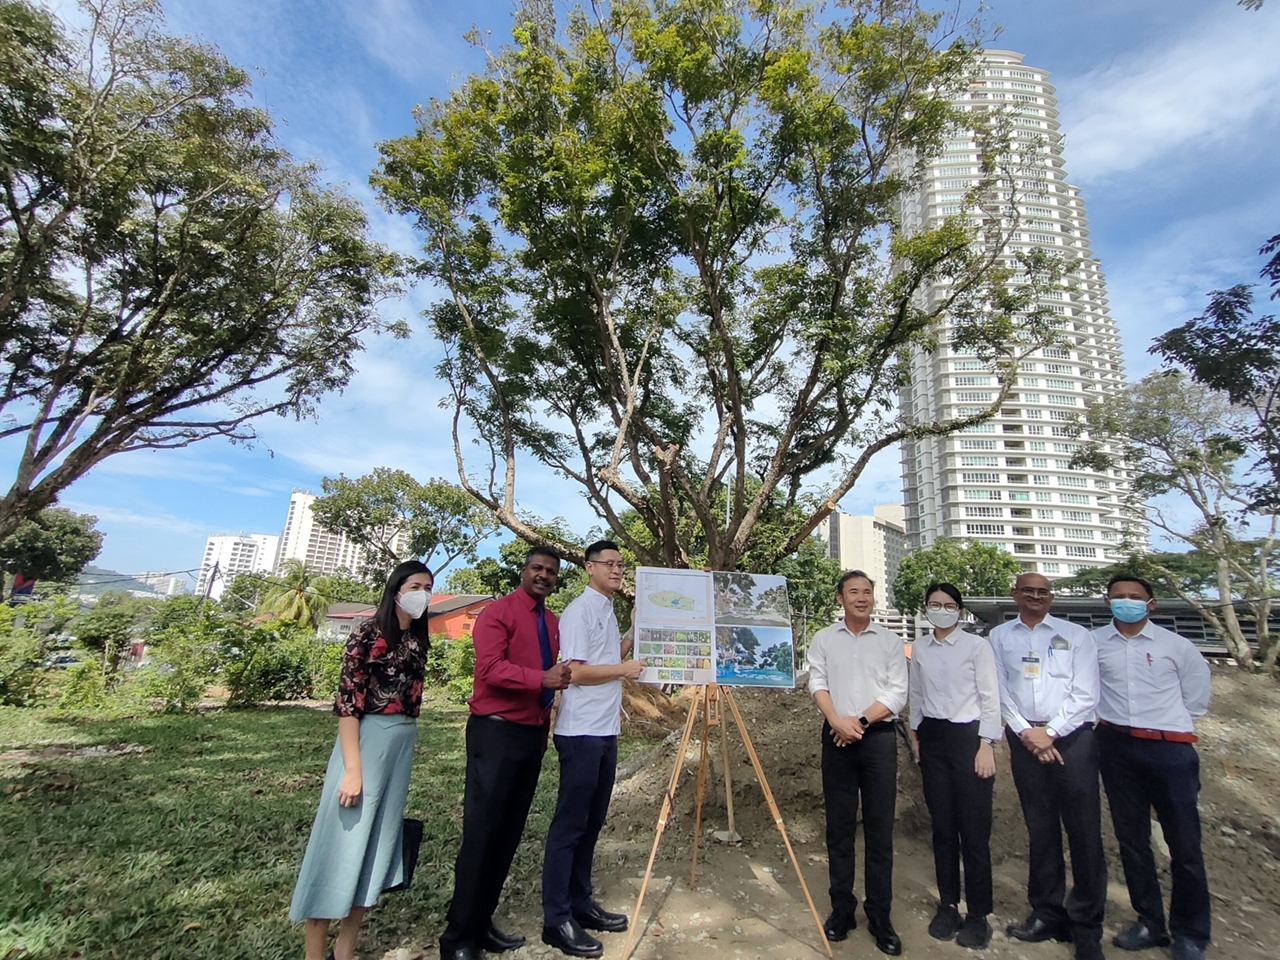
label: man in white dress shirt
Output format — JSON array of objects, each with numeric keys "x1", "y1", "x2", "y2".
[
  {"x1": 808, "y1": 571, "x2": 909, "y2": 956},
  {"x1": 989, "y1": 573, "x2": 1105, "y2": 960},
  {"x1": 540, "y1": 541, "x2": 644, "y2": 959},
  {"x1": 1094, "y1": 576, "x2": 1212, "y2": 960}
]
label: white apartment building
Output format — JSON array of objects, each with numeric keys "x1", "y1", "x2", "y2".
[
  {"x1": 897, "y1": 50, "x2": 1143, "y2": 579},
  {"x1": 817, "y1": 506, "x2": 909, "y2": 610},
  {"x1": 196, "y1": 534, "x2": 279, "y2": 601},
  {"x1": 137, "y1": 572, "x2": 188, "y2": 596},
  {"x1": 274, "y1": 491, "x2": 410, "y2": 578}
]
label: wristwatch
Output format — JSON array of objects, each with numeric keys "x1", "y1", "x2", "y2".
[
  {"x1": 858, "y1": 715, "x2": 871, "y2": 729},
  {"x1": 981, "y1": 736, "x2": 998, "y2": 745},
  {"x1": 1045, "y1": 727, "x2": 1058, "y2": 739}
]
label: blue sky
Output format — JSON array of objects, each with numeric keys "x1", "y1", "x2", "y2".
[{"x1": 9, "y1": 0, "x2": 1280, "y2": 581}]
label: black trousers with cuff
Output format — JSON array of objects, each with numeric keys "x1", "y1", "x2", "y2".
[
  {"x1": 440, "y1": 715, "x2": 547, "y2": 955},
  {"x1": 916, "y1": 717, "x2": 993, "y2": 918},
  {"x1": 1006, "y1": 724, "x2": 1106, "y2": 946},
  {"x1": 820, "y1": 720, "x2": 898, "y2": 923},
  {"x1": 1098, "y1": 724, "x2": 1210, "y2": 948}
]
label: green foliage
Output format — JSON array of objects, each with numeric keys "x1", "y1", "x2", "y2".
[
  {"x1": 0, "y1": 609, "x2": 45, "y2": 706},
  {"x1": 1075, "y1": 369, "x2": 1277, "y2": 670},
  {"x1": 1150, "y1": 233, "x2": 1280, "y2": 510},
  {"x1": 311, "y1": 468, "x2": 497, "y2": 583},
  {"x1": 425, "y1": 634, "x2": 477, "y2": 702},
  {"x1": 71, "y1": 592, "x2": 147, "y2": 675},
  {"x1": 256, "y1": 560, "x2": 329, "y2": 628},
  {"x1": 892, "y1": 537, "x2": 1022, "y2": 614},
  {"x1": 372, "y1": 0, "x2": 1066, "y2": 573},
  {"x1": 1052, "y1": 551, "x2": 1221, "y2": 599},
  {"x1": 0, "y1": 0, "x2": 406, "y2": 541},
  {"x1": 0, "y1": 508, "x2": 103, "y2": 598},
  {"x1": 223, "y1": 619, "x2": 323, "y2": 707},
  {"x1": 218, "y1": 572, "x2": 263, "y2": 613},
  {"x1": 312, "y1": 572, "x2": 381, "y2": 604}
]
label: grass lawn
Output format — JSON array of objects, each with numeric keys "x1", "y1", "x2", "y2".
[{"x1": 0, "y1": 699, "x2": 645, "y2": 960}]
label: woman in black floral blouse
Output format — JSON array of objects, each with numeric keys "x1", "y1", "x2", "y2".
[{"x1": 290, "y1": 559, "x2": 433, "y2": 960}]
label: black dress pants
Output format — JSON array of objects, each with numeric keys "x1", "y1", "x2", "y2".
[
  {"x1": 542, "y1": 734, "x2": 617, "y2": 925},
  {"x1": 821, "y1": 720, "x2": 897, "y2": 923},
  {"x1": 1006, "y1": 725, "x2": 1106, "y2": 946},
  {"x1": 1098, "y1": 725, "x2": 1210, "y2": 948},
  {"x1": 917, "y1": 718, "x2": 993, "y2": 917},
  {"x1": 440, "y1": 715, "x2": 547, "y2": 954}
]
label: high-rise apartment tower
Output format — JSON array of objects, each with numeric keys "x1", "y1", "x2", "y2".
[{"x1": 898, "y1": 50, "x2": 1143, "y2": 578}]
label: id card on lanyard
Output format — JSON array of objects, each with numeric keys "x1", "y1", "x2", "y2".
[{"x1": 1022, "y1": 655, "x2": 1041, "y2": 679}]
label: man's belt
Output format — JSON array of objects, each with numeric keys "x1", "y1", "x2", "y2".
[{"x1": 1099, "y1": 719, "x2": 1197, "y2": 743}]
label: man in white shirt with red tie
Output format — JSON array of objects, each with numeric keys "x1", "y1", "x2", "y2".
[
  {"x1": 989, "y1": 573, "x2": 1105, "y2": 960},
  {"x1": 1093, "y1": 575, "x2": 1212, "y2": 960}
]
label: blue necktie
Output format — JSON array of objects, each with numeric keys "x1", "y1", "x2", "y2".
[{"x1": 535, "y1": 602, "x2": 554, "y2": 710}]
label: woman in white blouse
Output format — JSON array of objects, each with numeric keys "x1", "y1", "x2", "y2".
[{"x1": 909, "y1": 582, "x2": 1002, "y2": 951}]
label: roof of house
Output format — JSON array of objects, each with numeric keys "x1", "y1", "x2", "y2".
[{"x1": 322, "y1": 594, "x2": 493, "y2": 622}]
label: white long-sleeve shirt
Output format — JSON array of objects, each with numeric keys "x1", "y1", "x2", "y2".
[
  {"x1": 807, "y1": 619, "x2": 909, "y2": 719},
  {"x1": 909, "y1": 627, "x2": 1002, "y2": 741},
  {"x1": 1093, "y1": 619, "x2": 1211, "y2": 734},
  {"x1": 988, "y1": 613, "x2": 1099, "y2": 738}
]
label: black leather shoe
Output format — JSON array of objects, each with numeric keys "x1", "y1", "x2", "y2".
[
  {"x1": 572, "y1": 900, "x2": 628, "y2": 933},
  {"x1": 1007, "y1": 916, "x2": 1071, "y2": 943},
  {"x1": 1170, "y1": 938, "x2": 1205, "y2": 960},
  {"x1": 956, "y1": 915, "x2": 992, "y2": 950},
  {"x1": 542, "y1": 919, "x2": 604, "y2": 959},
  {"x1": 868, "y1": 919, "x2": 902, "y2": 956},
  {"x1": 1113, "y1": 921, "x2": 1171, "y2": 951},
  {"x1": 441, "y1": 949, "x2": 482, "y2": 960},
  {"x1": 480, "y1": 920, "x2": 526, "y2": 952},
  {"x1": 928, "y1": 904, "x2": 964, "y2": 941},
  {"x1": 1075, "y1": 941, "x2": 1107, "y2": 960},
  {"x1": 823, "y1": 910, "x2": 857, "y2": 942}
]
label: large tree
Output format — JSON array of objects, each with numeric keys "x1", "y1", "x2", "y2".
[
  {"x1": 0, "y1": 506, "x2": 102, "y2": 598},
  {"x1": 0, "y1": 0, "x2": 405, "y2": 540},
  {"x1": 1150, "y1": 231, "x2": 1280, "y2": 510},
  {"x1": 256, "y1": 560, "x2": 330, "y2": 629},
  {"x1": 891, "y1": 536, "x2": 1022, "y2": 615},
  {"x1": 309, "y1": 468, "x2": 496, "y2": 583},
  {"x1": 1075, "y1": 371, "x2": 1277, "y2": 671},
  {"x1": 373, "y1": 0, "x2": 1064, "y2": 572}
]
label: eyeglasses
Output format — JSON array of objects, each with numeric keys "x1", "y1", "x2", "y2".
[
  {"x1": 926, "y1": 602, "x2": 960, "y2": 613},
  {"x1": 1017, "y1": 588, "x2": 1053, "y2": 598},
  {"x1": 588, "y1": 560, "x2": 627, "y2": 571}
]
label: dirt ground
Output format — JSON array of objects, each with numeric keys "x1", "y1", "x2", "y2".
[{"x1": 402, "y1": 666, "x2": 1280, "y2": 960}]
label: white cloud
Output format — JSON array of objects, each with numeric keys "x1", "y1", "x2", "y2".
[
  {"x1": 1061, "y1": 7, "x2": 1280, "y2": 183},
  {"x1": 61, "y1": 501, "x2": 209, "y2": 539},
  {"x1": 338, "y1": 0, "x2": 468, "y2": 84}
]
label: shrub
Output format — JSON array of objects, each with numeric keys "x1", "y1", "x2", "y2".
[
  {"x1": 222, "y1": 619, "x2": 323, "y2": 707},
  {"x1": 313, "y1": 640, "x2": 345, "y2": 703},
  {"x1": 431, "y1": 635, "x2": 475, "y2": 703}
]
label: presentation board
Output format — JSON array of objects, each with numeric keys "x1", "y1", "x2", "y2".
[{"x1": 632, "y1": 567, "x2": 795, "y2": 688}]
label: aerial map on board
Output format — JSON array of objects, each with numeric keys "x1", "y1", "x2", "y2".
[{"x1": 633, "y1": 567, "x2": 795, "y2": 688}]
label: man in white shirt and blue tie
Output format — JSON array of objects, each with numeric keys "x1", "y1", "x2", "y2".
[
  {"x1": 989, "y1": 573, "x2": 1105, "y2": 960},
  {"x1": 1094, "y1": 576, "x2": 1212, "y2": 960}
]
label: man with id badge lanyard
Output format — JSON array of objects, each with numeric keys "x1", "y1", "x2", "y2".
[{"x1": 989, "y1": 573, "x2": 1106, "y2": 960}]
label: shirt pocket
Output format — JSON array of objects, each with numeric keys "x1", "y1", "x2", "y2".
[{"x1": 1046, "y1": 648, "x2": 1072, "y2": 679}]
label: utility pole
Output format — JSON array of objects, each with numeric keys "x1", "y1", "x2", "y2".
[{"x1": 200, "y1": 561, "x2": 221, "y2": 606}]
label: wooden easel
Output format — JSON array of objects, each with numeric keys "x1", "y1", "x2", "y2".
[{"x1": 621, "y1": 683, "x2": 833, "y2": 959}]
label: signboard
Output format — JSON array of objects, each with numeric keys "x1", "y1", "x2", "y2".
[{"x1": 633, "y1": 567, "x2": 795, "y2": 688}]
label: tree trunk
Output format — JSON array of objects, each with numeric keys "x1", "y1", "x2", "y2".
[{"x1": 1215, "y1": 554, "x2": 1256, "y2": 670}]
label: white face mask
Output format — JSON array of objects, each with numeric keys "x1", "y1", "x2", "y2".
[
  {"x1": 926, "y1": 607, "x2": 960, "y2": 630},
  {"x1": 396, "y1": 588, "x2": 431, "y2": 620}
]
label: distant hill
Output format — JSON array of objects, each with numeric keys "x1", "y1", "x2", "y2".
[{"x1": 75, "y1": 564, "x2": 158, "y2": 596}]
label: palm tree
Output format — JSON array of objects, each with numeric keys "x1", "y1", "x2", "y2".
[{"x1": 257, "y1": 560, "x2": 329, "y2": 628}]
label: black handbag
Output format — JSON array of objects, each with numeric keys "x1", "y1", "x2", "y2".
[{"x1": 385, "y1": 817, "x2": 424, "y2": 892}]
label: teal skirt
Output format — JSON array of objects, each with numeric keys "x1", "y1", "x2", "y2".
[{"x1": 289, "y1": 713, "x2": 417, "y2": 921}]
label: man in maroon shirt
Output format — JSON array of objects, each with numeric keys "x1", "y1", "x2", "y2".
[{"x1": 438, "y1": 547, "x2": 573, "y2": 960}]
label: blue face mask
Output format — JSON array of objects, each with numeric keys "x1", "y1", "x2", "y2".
[{"x1": 1110, "y1": 598, "x2": 1150, "y2": 623}]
